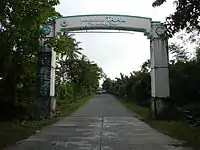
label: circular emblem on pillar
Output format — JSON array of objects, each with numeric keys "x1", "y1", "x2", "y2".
[
  {"x1": 42, "y1": 26, "x2": 51, "y2": 35},
  {"x1": 155, "y1": 27, "x2": 165, "y2": 36},
  {"x1": 60, "y1": 20, "x2": 68, "y2": 27}
]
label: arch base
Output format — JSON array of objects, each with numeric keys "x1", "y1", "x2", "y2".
[{"x1": 151, "y1": 97, "x2": 181, "y2": 120}]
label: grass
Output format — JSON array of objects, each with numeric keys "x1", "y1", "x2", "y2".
[
  {"x1": 122, "y1": 101, "x2": 150, "y2": 117},
  {"x1": 120, "y1": 99, "x2": 200, "y2": 150},
  {"x1": 0, "y1": 96, "x2": 92, "y2": 150},
  {"x1": 55, "y1": 96, "x2": 92, "y2": 117},
  {"x1": 149, "y1": 120, "x2": 200, "y2": 149}
]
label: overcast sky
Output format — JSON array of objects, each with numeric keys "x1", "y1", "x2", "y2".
[{"x1": 55, "y1": 0, "x2": 187, "y2": 84}]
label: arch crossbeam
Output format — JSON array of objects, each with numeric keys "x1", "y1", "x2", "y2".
[{"x1": 54, "y1": 14, "x2": 152, "y2": 36}]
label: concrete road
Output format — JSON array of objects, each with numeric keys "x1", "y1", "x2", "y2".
[{"x1": 6, "y1": 94, "x2": 192, "y2": 150}]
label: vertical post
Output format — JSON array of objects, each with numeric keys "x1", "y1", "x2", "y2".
[
  {"x1": 150, "y1": 22, "x2": 170, "y2": 119},
  {"x1": 33, "y1": 23, "x2": 56, "y2": 120},
  {"x1": 50, "y1": 50, "x2": 56, "y2": 112}
]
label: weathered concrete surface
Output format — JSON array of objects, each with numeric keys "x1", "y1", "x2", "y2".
[{"x1": 5, "y1": 94, "x2": 193, "y2": 150}]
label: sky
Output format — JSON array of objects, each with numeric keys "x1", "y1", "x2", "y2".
[{"x1": 55, "y1": 0, "x2": 193, "y2": 85}]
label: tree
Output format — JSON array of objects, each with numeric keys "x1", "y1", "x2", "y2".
[
  {"x1": 168, "y1": 43, "x2": 190, "y2": 61},
  {"x1": 102, "y1": 78, "x2": 113, "y2": 92},
  {"x1": 53, "y1": 33, "x2": 103, "y2": 99},
  {"x1": 141, "y1": 59, "x2": 150, "y2": 73},
  {"x1": 0, "y1": 0, "x2": 60, "y2": 120},
  {"x1": 195, "y1": 46, "x2": 200, "y2": 62},
  {"x1": 152, "y1": 0, "x2": 200, "y2": 36}
]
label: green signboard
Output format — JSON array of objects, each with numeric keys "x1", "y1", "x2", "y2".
[{"x1": 37, "y1": 52, "x2": 52, "y2": 97}]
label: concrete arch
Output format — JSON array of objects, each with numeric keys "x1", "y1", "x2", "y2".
[{"x1": 37, "y1": 14, "x2": 170, "y2": 119}]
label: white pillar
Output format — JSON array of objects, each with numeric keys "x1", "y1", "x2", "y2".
[
  {"x1": 150, "y1": 22, "x2": 170, "y2": 118},
  {"x1": 151, "y1": 39, "x2": 170, "y2": 97},
  {"x1": 50, "y1": 50, "x2": 56, "y2": 111}
]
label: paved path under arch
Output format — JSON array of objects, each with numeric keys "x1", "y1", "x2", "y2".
[{"x1": 6, "y1": 94, "x2": 192, "y2": 150}]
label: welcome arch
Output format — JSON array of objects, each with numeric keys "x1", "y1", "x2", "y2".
[{"x1": 37, "y1": 14, "x2": 170, "y2": 119}]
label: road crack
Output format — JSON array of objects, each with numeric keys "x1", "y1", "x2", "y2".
[{"x1": 100, "y1": 116, "x2": 104, "y2": 150}]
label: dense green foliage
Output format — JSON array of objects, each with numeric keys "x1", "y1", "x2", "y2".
[
  {"x1": 55, "y1": 35, "x2": 103, "y2": 102},
  {"x1": 0, "y1": 0, "x2": 102, "y2": 121},
  {"x1": 102, "y1": 43, "x2": 200, "y2": 125},
  {"x1": 152, "y1": 0, "x2": 200, "y2": 36}
]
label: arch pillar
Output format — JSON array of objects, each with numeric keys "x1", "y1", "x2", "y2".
[
  {"x1": 149, "y1": 22, "x2": 170, "y2": 119},
  {"x1": 33, "y1": 36, "x2": 56, "y2": 120}
]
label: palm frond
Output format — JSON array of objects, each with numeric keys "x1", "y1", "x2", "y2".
[{"x1": 152, "y1": 0, "x2": 167, "y2": 7}]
